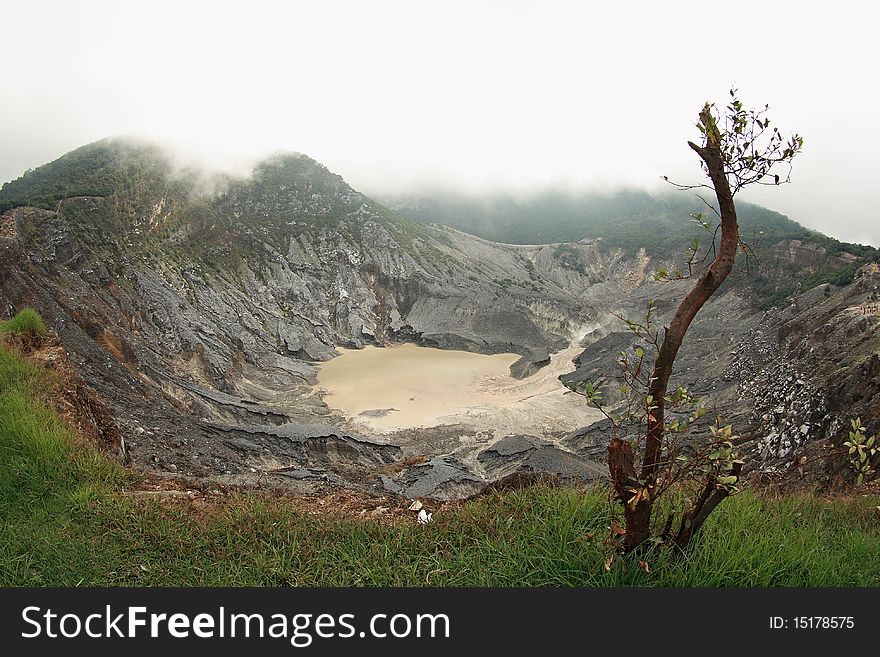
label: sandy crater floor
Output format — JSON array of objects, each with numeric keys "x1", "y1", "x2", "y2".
[{"x1": 315, "y1": 342, "x2": 601, "y2": 436}]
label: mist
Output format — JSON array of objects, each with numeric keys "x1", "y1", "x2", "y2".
[{"x1": 2, "y1": 0, "x2": 877, "y2": 246}]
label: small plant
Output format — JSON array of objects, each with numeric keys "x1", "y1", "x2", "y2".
[
  {"x1": 0, "y1": 308, "x2": 48, "y2": 343},
  {"x1": 843, "y1": 418, "x2": 878, "y2": 485},
  {"x1": 564, "y1": 301, "x2": 744, "y2": 553}
]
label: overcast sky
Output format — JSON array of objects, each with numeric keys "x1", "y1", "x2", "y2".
[{"x1": 2, "y1": 0, "x2": 877, "y2": 246}]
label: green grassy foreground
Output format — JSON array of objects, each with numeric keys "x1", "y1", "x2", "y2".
[{"x1": 1, "y1": 341, "x2": 879, "y2": 587}]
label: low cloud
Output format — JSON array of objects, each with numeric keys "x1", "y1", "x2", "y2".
[{"x1": 1, "y1": 1, "x2": 877, "y2": 246}]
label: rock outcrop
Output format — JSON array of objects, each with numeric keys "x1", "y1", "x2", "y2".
[{"x1": 1, "y1": 139, "x2": 877, "y2": 496}]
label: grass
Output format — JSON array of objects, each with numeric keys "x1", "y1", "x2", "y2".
[
  {"x1": 1, "y1": 341, "x2": 879, "y2": 586},
  {"x1": 0, "y1": 307, "x2": 48, "y2": 339}
]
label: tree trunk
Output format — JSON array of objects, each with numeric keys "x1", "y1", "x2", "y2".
[
  {"x1": 608, "y1": 437, "x2": 651, "y2": 550},
  {"x1": 674, "y1": 462, "x2": 743, "y2": 549},
  {"x1": 608, "y1": 114, "x2": 740, "y2": 551},
  {"x1": 642, "y1": 136, "x2": 738, "y2": 485}
]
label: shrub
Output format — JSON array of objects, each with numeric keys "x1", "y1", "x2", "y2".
[{"x1": 1, "y1": 308, "x2": 48, "y2": 340}]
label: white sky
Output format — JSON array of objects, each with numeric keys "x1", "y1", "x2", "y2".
[{"x1": 2, "y1": 0, "x2": 877, "y2": 246}]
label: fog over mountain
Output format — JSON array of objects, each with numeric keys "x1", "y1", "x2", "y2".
[{"x1": 2, "y1": 1, "x2": 878, "y2": 246}]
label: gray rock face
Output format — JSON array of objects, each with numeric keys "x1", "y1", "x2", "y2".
[
  {"x1": 382, "y1": 457, "x2": 485, "y2": 501},
  {"x1": 561, "y1": 265, "x2": 880, "y2": 489},
  {"x1": 1, "y1": 141, "x2": 876, "y2": 497},
  {"x1": 730, "y1": 266, "x2": 880, "y2": 484},
  {"x1": 481, "y1": 434, "x2": 536, "y2": 458},
  {"x1": 520, "y1": 447, "x2": 607, "y2": 481},
  {"x1": 510, "y1": 352, "x2": 551, "y2": 379},
  {"x1": 0, "y1": 147, "x2": 624, "y2": 497},
  {"x1": 477, "y1": 434, "x2": 607, "y2": 484}
]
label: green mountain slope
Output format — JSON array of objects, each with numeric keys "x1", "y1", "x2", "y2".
[
  {"x1": 387, "y1": 189, "x2": 878, "y2": 306},
  {"x1": 0, "y1": 139, "x2": 173, "y2": 212}
]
